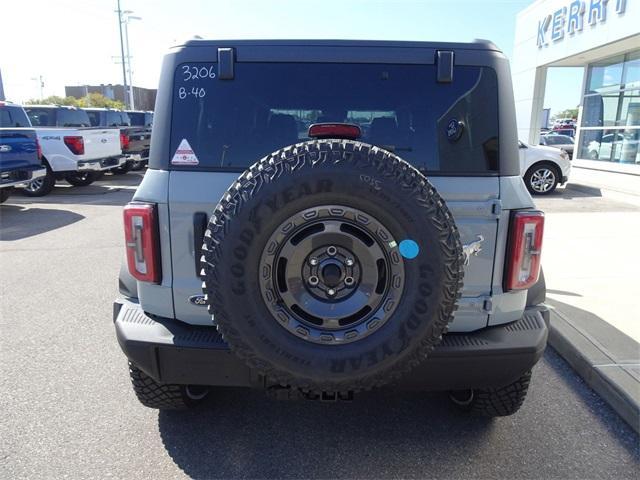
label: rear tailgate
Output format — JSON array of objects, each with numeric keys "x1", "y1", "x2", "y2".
[
  {"x1": 146, "y1": 47, "x2": 528, "y2": 334},
  {"x1": 78, "y1": 127, "x2": 122, "y2": 161},
  {"x1": 166, "y1": 172, "x2": 500, "y2": 332},
  {"x1": 0, "y1": 128, "x2": 40, "y2": 172},
  {"x1": 123, "y1": 127, "x2": 151, "y2": 155}
]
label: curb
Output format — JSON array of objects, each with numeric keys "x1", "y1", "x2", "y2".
[
  {"x1": 573, "y1": 165, "x2": 640, "y2": 178},
  {"x1": 548, "y1": 306, "x2": 640, "y2": 433}
]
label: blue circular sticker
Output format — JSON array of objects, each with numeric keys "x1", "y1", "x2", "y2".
[
  {"x1": 399, "y1": 239, "x2": 420, "y2": 259},
  {"x1": 446, "y1": 118, "x2": 464, "y2": 142}
]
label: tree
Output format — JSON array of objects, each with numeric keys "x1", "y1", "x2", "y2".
[
  {"x1": 552, "y1": 108, "x2": 579, "y2": 121},
  {"x1": 77, "y1": 93, "x2": 124, "y2": 109},
  {"x1": 25, "y1": 95, "x2": 77, "y2": 106},
  {"x1": 24, "y1": 93, "x2": 124, "y2": 110}
]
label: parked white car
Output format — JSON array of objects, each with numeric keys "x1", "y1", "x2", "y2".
[
  {"x1": 519, "y1": 141, "x2": 571, "y2": 195},
  {"x1": 587, "y1": 132, "x2": 640, "y2": 162},
  {"x1": 22, "y1": 105, "x2": 125, "y2": 196},
  {"x1": 540, "y1": 133, "x2": 574, "y2": 158}
]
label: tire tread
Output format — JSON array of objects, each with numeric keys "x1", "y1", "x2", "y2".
[
  {"x1": 128, "y1": 362, "x2": 191, "y2": 410},
  {"x1": 202, "y1": 140, "x2": 465, "y2": 393}
]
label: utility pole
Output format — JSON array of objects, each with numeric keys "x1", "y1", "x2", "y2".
[
  {"x1": 122, "y1": 13, "x2": 141, "y2": 110},
  {"x1": 123, "y1": 18, "x2": 134, "y2": 109},
  {"x1": 116, "y1": 0, "x2": 128, "y2": 109},
  {"x1": 30, "y1": 75, "x2": 44, "y2": 100}
]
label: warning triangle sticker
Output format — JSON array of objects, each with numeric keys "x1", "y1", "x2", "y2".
[{"x1": 171, "y1": 139, "x2": 199, "y2": 165}]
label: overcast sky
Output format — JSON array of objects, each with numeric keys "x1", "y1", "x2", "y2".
[{"x1": 0, "y1": 0, "x2": 582, "y2": 115}]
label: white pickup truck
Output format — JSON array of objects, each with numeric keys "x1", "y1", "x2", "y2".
[{"x1": 21, "y1": 105, "x2": 125, "y2": 196}]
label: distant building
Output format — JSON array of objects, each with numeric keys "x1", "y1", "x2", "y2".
[
  {"x1": 513, "y1": 0, "x2": 639, "y2": 166},
  {"x1": 65, "y1": 84, "x2": 156, "y2": 111}
]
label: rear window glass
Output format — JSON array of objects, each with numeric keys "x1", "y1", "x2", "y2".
[
  {"x1": 57, "y1": 108, "x2": 91, "y2": 127},
  {"x1": 0, "y1": 106, "x2": 31, "y2": 127},
  {"x1": 86, "y1": 110, "x2": 101, "y2": 127},
  {"x1": 106, "y1": 111, "x2": 130, "y2": 126},
  {"x1": 25, "y1": 108, "x2": 56, "y2": 127},
  {"x1": 170, "y1": 63, "x2": 499, "y2": 173},
  {"x1": 127, "y1": 112, "x2": 145, "y2": 126}
]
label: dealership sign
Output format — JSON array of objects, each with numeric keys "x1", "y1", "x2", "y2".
[{"x1": 537, "y1": 0, "x2": 627, "y2": 48}]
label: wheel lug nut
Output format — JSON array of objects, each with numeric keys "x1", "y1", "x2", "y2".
[
  {"x1": 346, "y1": 258, "x2": 354, "y2": 266},
  {"x1": 344, "y1": 276, "x2": 354, "y2": 286},
  {"x1": 309, "y1": 257, "x2": 318, "y2": 266},
  {"x1": 327, "y1": 288, "x2": 336, "y2": 296},
  {"x1": 326, "y1": 246, "x2": 337, "y2": 256},
  {"x1": 308, "y1": 276, "x2": 319, "y2": 286}
]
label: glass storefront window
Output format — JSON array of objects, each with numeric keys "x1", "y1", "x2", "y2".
[
  {"x1": 619, "y1": 90, "x2": 640, "y2": 126},
  {"x1": 579, "y1": 129, "x2": 640, "y2": 164},
  {"x1": 579, "y1": 51, "x2": 640, "y2": 165},
  {"x1": 587, "y1": 55, "x2": 625, "y2": 93},
  {"x1": 623, "y1": 51, "x2": 640, "y2": 90},
  {"x1": 581, "y1": 92, "x2": 621, "y2": 127}
]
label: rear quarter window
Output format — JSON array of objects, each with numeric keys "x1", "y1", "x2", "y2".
[{"x1": 169, "y1": 62, "x2": 500, "y2": 174}]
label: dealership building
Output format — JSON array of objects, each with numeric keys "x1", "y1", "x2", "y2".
[{"x1": 513, "y1": 0, "x2": 639, "y2": 168}]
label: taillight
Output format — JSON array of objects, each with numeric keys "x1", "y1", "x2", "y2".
[
  {"x1": 63, "y1": 136, "x2": 84, "y2": 155},
  {"x1": 123, "y1": 203, "x2": 161, "y2": 283},
  {"x1": 120, "y1": 132, "x2": 130, "y2": 150},
  {"x1": 35, "y1": 138, "x2": 42, "y2": 160},
  {"x1": 504, "y1": 210, "x2": 544, "y2": 291},
  {"x1": 308, "y1": 123, "x2": 362, "y2": 140}
]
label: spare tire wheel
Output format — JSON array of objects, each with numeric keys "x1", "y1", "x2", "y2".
[{"x1": 201, "y1": 140, "x2": 464, "y2": 393}]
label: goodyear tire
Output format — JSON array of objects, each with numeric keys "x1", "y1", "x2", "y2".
[
  {"x1": 449, "y1": 371, "x2": 532, "y2": 417},
  {"x1": 128, "y1": 362, "x2": 208, "y2": 410},
  {"x1": 201, "y1": 140, "x2": 464, "y2": 393}
]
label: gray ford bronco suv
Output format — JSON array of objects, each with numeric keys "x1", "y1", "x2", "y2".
[{"x1": 114, "y1": 39, "x2": 549, "y2": 416}]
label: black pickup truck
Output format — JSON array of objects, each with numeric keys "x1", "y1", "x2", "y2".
[
  {"x1": 124, "y1": 110, "x2": 153, "y2": 170},
  {"x1": 0, "y1": 102, "x2": 46, "y2": 203},
  {"x1": 83, "y1": 108, "x2": 151, "y2": 174}
]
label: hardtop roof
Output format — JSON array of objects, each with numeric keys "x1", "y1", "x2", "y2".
[{"x1": 174, "y1": 38, "x2": 501, "y2": 52}]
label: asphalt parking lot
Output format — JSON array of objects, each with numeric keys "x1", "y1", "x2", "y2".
[{"x1": 1, "y1": 173, "x2": 638, "y2": 479}]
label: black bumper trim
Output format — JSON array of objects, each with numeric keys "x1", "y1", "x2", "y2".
[{"x1": 114, "y1": 299, "x2": 549, "y2": 390}]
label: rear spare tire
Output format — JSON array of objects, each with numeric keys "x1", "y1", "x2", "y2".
[{"x1": 201, "y1": 140, "x2": 464, "y2": 393}]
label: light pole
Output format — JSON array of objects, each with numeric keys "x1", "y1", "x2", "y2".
[
  {"x1": 116, "y1": 0, "x2": 128, "y2": 109},
  {"x1": 122, "y1": 12, "x2": 141, "y2": 110},
  {"x1": 30, "y1": 75, "x2": 44, "y2": 100}
]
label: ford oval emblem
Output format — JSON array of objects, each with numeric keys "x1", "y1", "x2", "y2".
[
  {"x1": 101, "y1": 138, "x2": 107, "y2": 143},
  {"x1": 189, "y1": 295, "x2": 207, "y2": 306}
]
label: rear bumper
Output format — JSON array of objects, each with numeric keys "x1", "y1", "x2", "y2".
[
  {"x1": 125, "y1": 153, "x2": 149, "y2": 163},
  {"x1": 77, "y1": 155, "x2": 126, "y2": 172},
  {"x1": 114, "y1": 298, "x2": 549, "y2": 391},
  {"x1": 0, "y1": 166, "x2": 47, "y2": 189}
]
